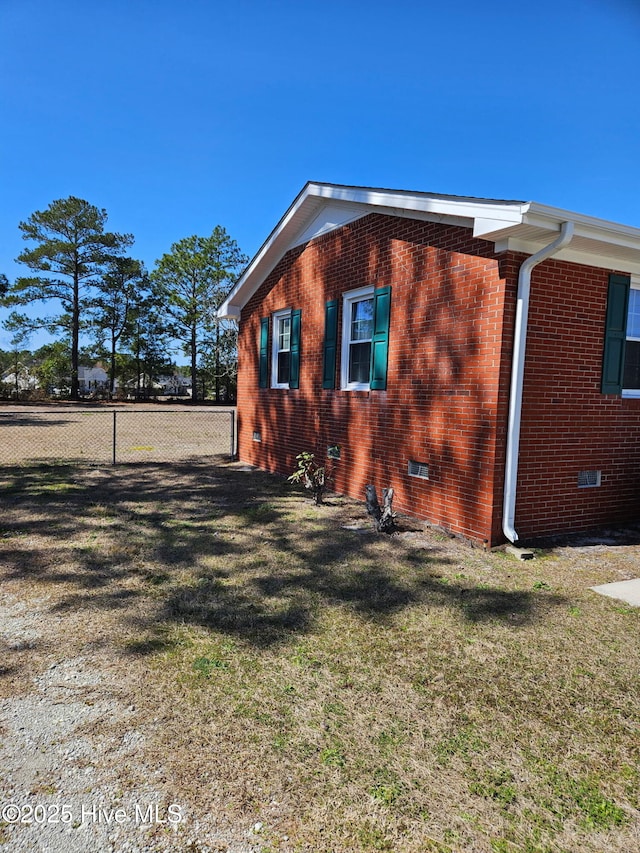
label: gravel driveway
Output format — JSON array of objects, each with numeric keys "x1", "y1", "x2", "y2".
[{"x1": 0, "y1": 589, "x2": 259, "y2": 853}]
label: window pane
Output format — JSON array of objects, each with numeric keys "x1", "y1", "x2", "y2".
[
  {"x1": 623, "y1": 340, "x2": 640, "y2": 389},
  {"x1": 627, "y1": 290, "x2": 640, "y2": 339},
  {"x1": 278, "y1": 316, "x2": 291, "y2": 351},
  {"x1": 348, "y1": 341, "x2": 371, "y2": 384},
  {"x1": 277, "y1": 351, "x2": 290, "y2": 384},
  {"x1": 351, "y1": 298, "x2": 374, "y2": 342}
]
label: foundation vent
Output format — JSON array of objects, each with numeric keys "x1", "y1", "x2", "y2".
[
  {"x1": 578, "y1": 470, "x2": 601, "y2": 488},
  {"x1": 408, "y1": 460, "x2": 429, "y2": 480},
  {"x1": 253, "y1": 431, "x2": 262, "y2": 442},
  {"x1": 327, "y1": 445, "x2": 341, "y2": 460}
]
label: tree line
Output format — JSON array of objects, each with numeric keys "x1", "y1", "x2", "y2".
[{"x1": 0, "y1": 196, "x2": 248, "y2": 403}]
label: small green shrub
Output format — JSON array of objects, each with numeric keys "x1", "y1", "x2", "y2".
[{"x1": 288, "y1": 451, "x2": 330, "y2": 504}]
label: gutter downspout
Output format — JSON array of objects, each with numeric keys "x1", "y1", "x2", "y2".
[{"x1": 502, "y1": 220, "x2": 575, "y2": 543}]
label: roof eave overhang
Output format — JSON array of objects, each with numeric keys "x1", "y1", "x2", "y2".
[
  {"x1": 217, "y1": 186, "x2": 640, "y2": 318},
  {"x1": 488, "y1": 203, "x2": 640, "y2": 275}
]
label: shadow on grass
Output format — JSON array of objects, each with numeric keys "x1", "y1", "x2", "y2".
[
  {"x1": 0, "y1": 460, "x2": 567, "y2": 650},
  {"x1": 0, "y1": 414, "x2": 79, "y2": 428},
  {"x1": 527, "y1": 523, "x2": 640, "y2": 549}
]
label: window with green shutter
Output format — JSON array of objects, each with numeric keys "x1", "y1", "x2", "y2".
[
  {"x1": 270, "y1": 308, "x2": 301, "y2": 389},
  {"x1": 340, "y1": 285, "x2": 391, "y2": 391}
]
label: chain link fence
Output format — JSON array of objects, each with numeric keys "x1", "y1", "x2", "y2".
[{"x1": 0, "y1": 407, "x2": 236, "y2": 465}]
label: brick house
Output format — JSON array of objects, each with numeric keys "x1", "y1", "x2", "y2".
[{"x1": 218, "y1": 183, "x2": 640, "y2": 546}]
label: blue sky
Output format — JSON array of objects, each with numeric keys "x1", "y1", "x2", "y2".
[{"x1": 1, "y1": 0, "x2": 640, "y2": 352}]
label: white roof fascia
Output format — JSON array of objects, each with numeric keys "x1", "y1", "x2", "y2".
[
  {"x1": 522, "y1": 205, "x2": 640, "y2": 250},
  {"x1": 217, "y1": 184, "x2": 640, "y2": 318},
  {"x1": 525, "y1": 202, "x2": 640, "y2": 234},
  {"x1": 218, "y1": 183, "x2": 527, "y2": 318},
  {"x1": 314, "y1": 184, "x2": 528, "y2": 232}
]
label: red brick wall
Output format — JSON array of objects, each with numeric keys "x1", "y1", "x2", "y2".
[
  {"x1": 514, "y1": 257, "x2": 640, "y2": 540},
  {"x1": 237, "y1": 214, "x2": 512, "y2": 545},
  {"x1": 236, "y1": 214, "x2": 640, "y2": 544}
]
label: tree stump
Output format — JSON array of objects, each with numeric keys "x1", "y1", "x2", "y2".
[{"x1": 365, "y1": 485, "x2": 396, "y2": 533}]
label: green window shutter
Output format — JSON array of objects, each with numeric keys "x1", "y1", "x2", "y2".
[
  {"x1": 322, "y1": 299, "x2": 338, "y2": 389},
  {"x1": 289, "y1": 308, "x2": 301, "y2": 389},
  {"x1": 601, "y1": 274, "x2": 630, "y2": 394},
  {"x1": 259, "y1": 317, "x2": 269, "y2": 388},
  {"x1": 370, "y1": 285, "x2": 392, "y2": 390}
]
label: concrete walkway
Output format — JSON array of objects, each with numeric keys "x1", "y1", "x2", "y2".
[{"x1": 590, "y1": 578, "x2": 640, "y2": 607}]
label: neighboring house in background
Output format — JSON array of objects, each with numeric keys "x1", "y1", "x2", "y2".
[
  {"x1": 218, "y1": 182, "x2": 640, "y2": 546},
  {"x1": 158, "y1": 374, "x2": 192, "y2": 396},
  {"x1": 1, "y1": 366, "x2": 39, "y2": 393},
  {"x1": 78, "y1": 364, "x2": 110, "y2": 396}
]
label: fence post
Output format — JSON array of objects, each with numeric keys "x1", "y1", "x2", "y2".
[
  {"x1": 113, "y1": 411, "x2": 117, "y2": 465},
  {"x1": 230, "y1": 410, "x2": 235, "y2": 460}
]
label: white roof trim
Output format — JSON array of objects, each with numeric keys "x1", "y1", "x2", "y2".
[{"x1": 218, "y1": 182, "x2": 640, "y2": 318}]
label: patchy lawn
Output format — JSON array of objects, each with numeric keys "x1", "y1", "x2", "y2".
[{"x1": 1, "y1": 460, "x2": 639, "y2": 852}]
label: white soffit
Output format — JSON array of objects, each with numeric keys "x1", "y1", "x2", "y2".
[
  {"x1": 217, "y1": 183, "x2": 640, "y2": 317},
  {"x1": 290, "y1": 202, "x2": 367, "y2": 247},
  {"x1": 494, "y1": 234, "x2": 640, "y2": 275},
  {"x1": 487, "y1": 204, "x2": 640, "y2": 274}
]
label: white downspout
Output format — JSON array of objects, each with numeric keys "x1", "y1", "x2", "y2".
[{"x1": 502, "y1": 221, "x2": 575, "y2": 543}]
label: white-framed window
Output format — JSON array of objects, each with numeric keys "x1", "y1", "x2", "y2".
[
  {"x1": 271, "y1": 309, "x2": 292, "y2": 388},
  {"x1": 623, "y1": 279, "x2": 640, "y2": 398},
  {"x1": 341, "y1": 286, "x2": 374, "y2": 390}
]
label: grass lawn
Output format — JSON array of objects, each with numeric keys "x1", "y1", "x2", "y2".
[{"x1": 1, "y1": 460, "x2": 639, "y2": 852}]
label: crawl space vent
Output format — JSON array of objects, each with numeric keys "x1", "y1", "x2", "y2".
[
  {"x1": 578, "y1": 470, "x2": 601, "y2": 488},
  {"x1": 408, "y1": 460, "x2": 429, "y2": 480},
  {"x1": 252, "y1": 431, "x2": 262, "y2": 442}
]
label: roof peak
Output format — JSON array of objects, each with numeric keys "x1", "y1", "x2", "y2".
[{"x1": 218, "y1": 181, "x2": 640, "y2": 318}]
